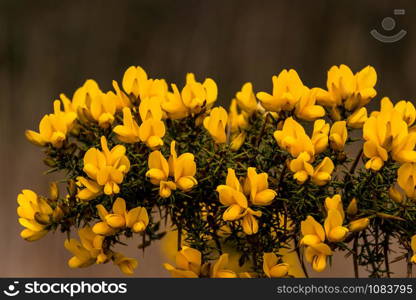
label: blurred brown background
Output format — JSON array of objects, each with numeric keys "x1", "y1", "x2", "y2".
[{"x1": 0, "y1": 0, "x2": 415, "y2": 277}]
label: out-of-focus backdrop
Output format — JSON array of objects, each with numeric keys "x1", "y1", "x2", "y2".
[{"x1": 1, "y1": 0, "x2": 415, "y2": 277}]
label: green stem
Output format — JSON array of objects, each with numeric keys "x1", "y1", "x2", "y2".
[
  {"x1": 362, "y1": 231, "x2": 379, "y2": 277},
  {"x1": 407, "y1": 252, "x2": 413, "y2": 278},
  {"x1": 353, "y1": 233, "x2": 359, "y2": 278},
  {"x1": 383, "y1": 234, "x2": 390, "y2": 278}
]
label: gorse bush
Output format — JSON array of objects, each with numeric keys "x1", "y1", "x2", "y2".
[{"x1": 18, "y1": 65, "x2": 416, "y2": 277}]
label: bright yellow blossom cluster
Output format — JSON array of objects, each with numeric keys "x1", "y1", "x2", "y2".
[
  {"x1": 316, "y1": 64, "x2": 377, "y2": 114},
  {"x1": 77, "y1": 136, "x2": 130, "y2": 199},
  {"x1": 25, "y1": 100, "x2": 76, "y2": 148},
  {"x1": 163, "y1": 247, "x2": 289, "y2": 278},
  {"x1": 300, "y1": 195, "x2": 348, "y2": 272},
  {"x1": 19, "y1": 64, "x2": 416, "y2": 277},
  {"x1": 216, "y1": 168, "x2": 276, "y2": 235},
  {"x1": 274, "y1": 117, "x2": 338, "y2": 185},
  {"x1": 146, "y1": 141, "x2": 197, "y2": 198},
  {"x1": 92, "y1": 198, "x2": 149, "y2": 235},
  {"x1": 17, "y1": 189, "x2": 62, "y2": 241},
  {"x1": 363, "y1": 97, "x2": 416, "y2": 171},
  {"x1": 64, "y1": 226, "x2": 138, "y2": 275}
]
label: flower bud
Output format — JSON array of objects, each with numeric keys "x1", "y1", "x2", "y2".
[
  {"x1": 43, "y1": 157, "x2": 57, "y2": 167},
  {"x1": 52, "y1": 206, "x2": 64, "y2": 222},
  {"x1": 389, "y1": 186, "x2": 404, "y2": 204},
  {"x1": 68, "y1": 179, "x2": 77, "y2": 198},
  {"x1": 347, "y1": 198, "x2": 358, "y2": 216},
  {"x1": 230, "y1": 132, "x2": 246, "y2": 151},
  {"x1": 349, "y1": 218, "x2": 369, "y2": 232},
  {"x1": 49, "y1": 182, "x2": 59, "y2": 202}
]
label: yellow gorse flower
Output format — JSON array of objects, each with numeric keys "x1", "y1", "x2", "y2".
[
  {"x1": 113, "y1": 93, "x2": 166, "y2": 148},
  {"x1": 109, "y1": 80, "x2": 131, "y2": 111},
  {"x1": 139, "y1": 78, "x2": 168, "y2": 101},
  {"x1": 138, "y1": 118, "x2": 166, "y2": 149},
  {"x1": 294, "y1": 88, "x2": 325, "y2": 121},
  {"x1": 397, "y1": 163, "x2": 416, "y2": 199},
  {"x1": 228, "y1": 99, "x2": 248, "y2": 150},
  {"x1": 210, "y1": 254, "x2": 238, "y2": 278},
  {"x1": 329, "y1": 121, "x2": 348, "y2": 151},
  {"x1": 316, "y1": 64, "x2": 377, "y2": 111},
  {"x1": 243, "y1": 167, "x2": 277, "y2": 206},
  {"x1": 324, "y1": 195, "x2": 348, "y2": 242},
  {"x1": 263, "y1": 252, "x2": 289, "y2": 278},
  {"x1": 164, "y1": 247, "x2": 238, "y2": 278},
  {"x1": 289, "y1": 153, "x2": 334, "y2": 186},
  {"x1": 363, "y1": 97, "x2": 416, "y2": 171},
  {"x1": 311, "y1": 119, "x2": 330, "y2": 154},
  {"x1": 139, "y1": 97, "x2": 164, "y2": 121},
  {"x1": 241, "y1": 208, "x2": 263, "y2": 235},
  {"x1": 75, "y1": 176, "x2": 102, "y2": 201},
  {"x1": 325, "y1": 195, "x2": 345, "y2": 219},
  {"x1": 25, "y1": 100, "x2": 76, "y2": 148},
  {"x1": 216, "y1": 168, "x2": 276, "y2": 235},
  {"x1": 347, "y1": 107, "x2": 368, "y2": 129},
  {"x1": 72, "y1": 79, "x2": 102, "y2": 110},
  {"x1": 300, "y1": 216, "x2": 325, "y2": 246},
  {"x1": 17, "y1": 189, "x2": 53, "y2": 241},
  {"x1": 112, "y1": 252, "x2": 139, "y2": 275},
  {"x1": 257, "y1": 69, "x2": 307, "y2": 112},
  {"x1": 395, "y1": 100, "x2": 416, "y2": 127},
  {"x1": 289, "y1": 152, "x2": 314, "y2": 184},
  {"x1": 146, "y1": 141, "x2": 197, "y2": 198},
  {"x1": 92, "y1": 197, "x2": 149, "y2": 236},
  {"x1": 72, "y1": 79, "x2": 117, "y2": 128},
  {"x1": 203, "y1": 106, "x2": 228, "y2": 144},
  {"x1": 138, "y1": 96, "x2": 166, "y2": 149},
  {"x1": 161, "y1": 83, "x2": 189, "y2": 120},
  {"x1": 274, "y1": 117, "x2": 315, "y2": 159},
  {"x1": 304, "y1": 242, "x2": 333, "y2": 272},
  {"x1": 65, "y1": 226, "x2": 138, "y2": 275},
  {"x1": 64, "y1": 226, "x2": 107, "y2": 268},
  {"x1": 122, "y1": 66, "x2": 148, "y2": 98},
  {"x1": 229, "y1": 100, "x2": 248, "y2": 134},
  {"x1": 236, "y1": 82, "x2": 257, "y2": 115},
  {"x1": 181, "y1": 73, "x2": 218, "y2": 114},
  {"x1": 217, "y1": 168, "x2": 249, "y2": 221},
  {"x1": 164, "y1": 246, "x2": 202, "y2": 278},
  {"x1": 113, "y1": 107, "x2": 141, "y2": 143},
  {"x1": 300, "y1": 216, "x2": 332, "y2": 272},
  {"x1": 311, "y1": 157, "x2": 335, "y2": 186},
  {"x1": 81, "y1": 136, "x2": 130, "y2": 196}
]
